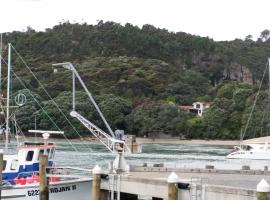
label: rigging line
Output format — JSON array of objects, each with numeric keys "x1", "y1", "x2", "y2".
[
  {"x1": 1, "y1": 56, "x2": 80, "y2": 153},
  {"x1": 260, "y1": 112, "x2": 266, "y2": 137},
  {"x1": 11, "y1": 45, "x2": 85, "y2": 141},
  {"x1": 12, "y1": 71, "x2": 79, "y2": 152},
  {"x1": 242, "y1": 61, "x2": 268, "y2": 140}
]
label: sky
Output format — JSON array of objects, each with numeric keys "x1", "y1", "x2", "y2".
[{"x1": 0, "y1": 0, "x2": 269, "y2": 41}]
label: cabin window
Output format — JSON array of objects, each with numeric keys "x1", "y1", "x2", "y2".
[
  {"x1": 46, "y1": 149, "x2": 50, "y2": 156},
  {"x1": 196, "y1": 104, "x2": 200, "y2": 109},
  {"x1": 10, "y1": 159, "x2": 18, "y2": 170},
  {"x1": 3, "y1": 160, "x2": 6, "y2": 171},
  {"x1": 26, "y1": 151, "x2": 34, "y2": 161}
]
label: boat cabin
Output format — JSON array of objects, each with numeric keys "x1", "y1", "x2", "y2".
[{"x1": 2, "y1": 142, "x2": 55, "y2": 184}]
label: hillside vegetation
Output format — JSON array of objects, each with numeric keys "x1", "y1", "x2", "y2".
[{"x1": 1, "y1": 21, "x2": 270, "y2": 139}]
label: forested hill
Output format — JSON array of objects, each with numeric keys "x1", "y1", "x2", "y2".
[{"x1": 2, "y1": 21, "x2": 270, "y2": 139}]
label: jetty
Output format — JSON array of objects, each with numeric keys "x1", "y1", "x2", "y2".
[{"x1": 92, "y1": 165, "x2": 270, "y2": 200}]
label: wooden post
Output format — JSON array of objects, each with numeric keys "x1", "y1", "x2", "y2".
[
  {"x1": 257, "y1": 179, "x2": 270, "y2": 200},
  {"x1": 39, "y1": 155, "x2": 49, "y2": 200},
  {"x1": 167, "y1": 172, "x2": 178, "y2": 200},
  {"x1": 0, "y1": 149, "x2": 3, "y2": 200},
  {"x1": 92, "y1": 165, "x2": 102, "y2": 200}
]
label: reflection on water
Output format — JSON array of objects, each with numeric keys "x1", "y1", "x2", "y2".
[{"x1": 2, "y1": 140, "x2": 270, "y2": 170}]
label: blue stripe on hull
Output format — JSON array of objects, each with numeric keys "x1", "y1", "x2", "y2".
[{"x1": 3, "y1": 161, "x2": 53, "y2": 184}]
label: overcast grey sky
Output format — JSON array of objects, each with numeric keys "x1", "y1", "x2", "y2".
[{"x1": 1, "y1": 0, "x2": 269, "y2": 41}]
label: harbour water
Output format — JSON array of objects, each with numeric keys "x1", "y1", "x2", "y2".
[
  {"x1": 53, "y1": 140, "x2": 270, "y2": 171},
  {"x1": 2, "y1": 140, "x2": 270, "y2": 170}
]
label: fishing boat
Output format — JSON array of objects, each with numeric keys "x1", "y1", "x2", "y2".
[
  {"x1": 2, "y1": 131, "x2": 92, "y2": 200},
  {"x1": 227, "y1": 59, "x2": 270, "y2": 160}
]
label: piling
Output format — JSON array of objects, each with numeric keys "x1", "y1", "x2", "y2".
[
  {"x1": 256, "y1": 179, "x2": 270, "y2": 200},
  {"x1": 0, "y1": 149, "x2": 3, "y2": 200},
  {"x1": 167, "y1": 172, "x2": 178, "y2": 200},
  {"x1": 92, "y1": 165, "x2": 102, "y2": 200},
  {"x1": 39, "y1": 155, "x2": 49, "y2": 200}
]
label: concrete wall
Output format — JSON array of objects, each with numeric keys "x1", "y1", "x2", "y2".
[{"x1": 178, "y1": 185, "x2": 256, "y2": 200}]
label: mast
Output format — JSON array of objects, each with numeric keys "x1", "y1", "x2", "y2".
[
  {"x1": 268, "y1": 58, "x2": 270, "y2": 135},
  {"x1": 0, "y1": 33, "x2": 2, "y2": 94},
  {"x1": 5, "y1": 43, "x2": 11, "y2": 150},
  {"x1": 268, "y1": 58, "x2": 270, "y2": 99}
]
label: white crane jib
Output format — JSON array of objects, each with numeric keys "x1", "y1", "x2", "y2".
[{"x1": 52, "y1": 62, "x2": 130, "y2": 154}]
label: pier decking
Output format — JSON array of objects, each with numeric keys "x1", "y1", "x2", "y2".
[{"x1": 97, "y1": 166, "x2": 270, "y2": 200}]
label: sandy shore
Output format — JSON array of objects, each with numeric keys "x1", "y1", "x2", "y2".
[{"x1": 136, "y1": 137, "x2": 239, "y2": 146}]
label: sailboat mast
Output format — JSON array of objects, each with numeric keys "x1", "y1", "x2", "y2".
[
  {"x1": 5, "y1": 43, "x2": 11, "y2": 150},
  {"x1": 268, "y1": 58, "x2": 270, "y2": 97}
]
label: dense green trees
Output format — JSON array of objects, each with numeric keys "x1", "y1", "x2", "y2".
[{"x1": 1, "y1": 21, "x2": 270, "y2": 139}]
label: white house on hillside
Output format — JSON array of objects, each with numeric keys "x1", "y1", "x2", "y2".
[
  {"x1": 192, "y1": 102, "x2": 211, "y2": 117},
  {"x1": 179, "y1": 101, "x2": 211, "y2": 117}
]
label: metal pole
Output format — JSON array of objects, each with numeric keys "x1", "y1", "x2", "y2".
[
  {"x1": 72, "y1": 71, "x2": 75, "y2": 111},
  {"x1": 5, "y1": 43, "x2": 11, "y2": 150},
  {"x1": 0, "y1": 33, "x2": 2, "y2": 94},
  {"x1": 53, "y1": 63, "x2": 115, "y2": 137},
  {"x1": 72, "y1": 67, "x2": 115, "y2": 137},
  {"x1": 0, "y1": 149, "x2": 3, "y2": 200},
  {"x1": 39, "y1": 155, "x2": 49, "y2": 200},
  {"x1": 117, "y1": 175, "x2": 120, "y2": 200}
]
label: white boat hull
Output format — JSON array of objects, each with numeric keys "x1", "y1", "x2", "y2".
[
  {"x1": 227, "y1": 150, "x2": 270, "y2": 160},
  {"x1": 2, "y1": 178, "x2": 92, "y2": 200}
]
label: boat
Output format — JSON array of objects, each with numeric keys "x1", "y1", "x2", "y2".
[
  {"x1": 227, "y1": 59, "x2": 270, "y2": 160},
  {"x1": 227, "y1": 136, "x2": 270, "y2": 159},
  {"x1": 2, "y1": 131, "x2": 92, "y2": 200}
]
